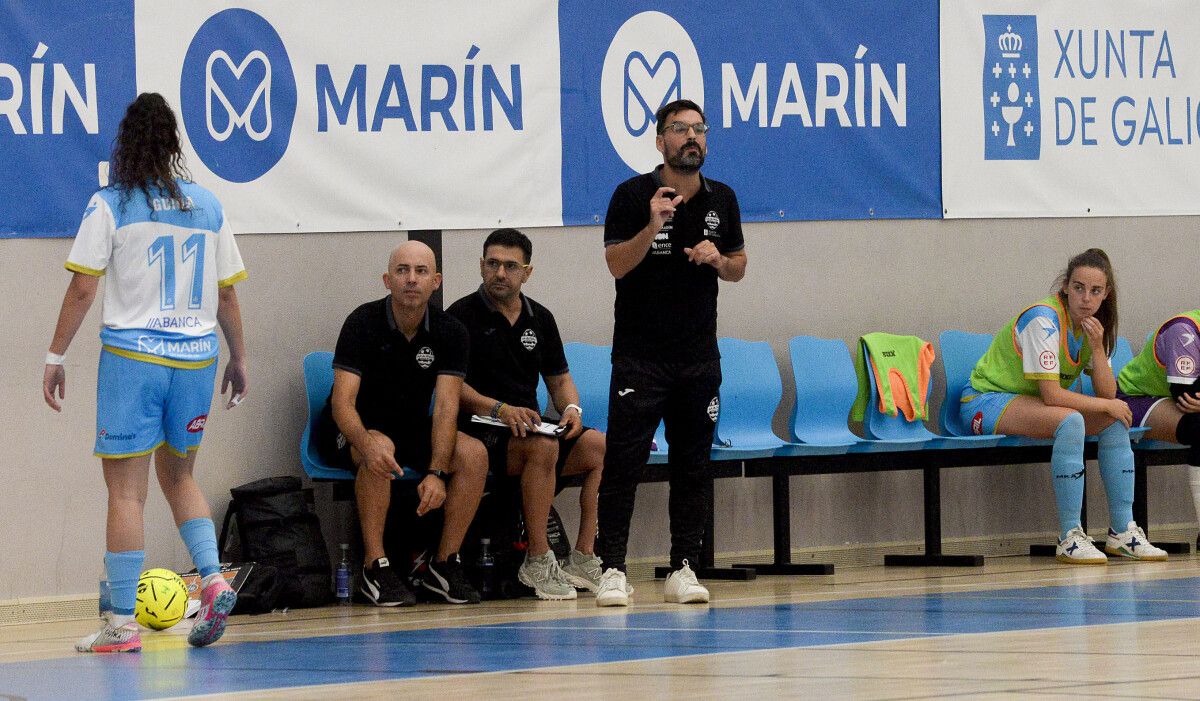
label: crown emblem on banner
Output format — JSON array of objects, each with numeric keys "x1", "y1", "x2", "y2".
[{"x1": 998, "y1": 25, "x2": 1022, "y2": 58}]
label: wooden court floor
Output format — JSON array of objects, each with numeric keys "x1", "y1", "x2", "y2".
[{"x1": 2, "y1": 555, "x2": 1199, "y2": 700}]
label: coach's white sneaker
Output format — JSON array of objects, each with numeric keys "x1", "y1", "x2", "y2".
[
  {"x1": 595, "y1": 568, "x2": 630, "y2": 607},
  {"x1": 663, "y1": 560, "x2": 709, "y2": 604},
  {"x1": 1056, "y1": 527, "x2": 1107, "y2": 565},
  {"x1": 1105, "y1": 522, "x2": 1168, "y2": 561}
]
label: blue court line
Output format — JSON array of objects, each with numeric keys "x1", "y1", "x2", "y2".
[{"x1": 3, "y1": 577, "x2": 1199, "y2": 700}]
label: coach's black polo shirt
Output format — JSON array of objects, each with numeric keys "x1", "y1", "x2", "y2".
[
  {"x1": 447, "y1": 286, "x2": 569, "y2": 412},
  {"x1": 329, "y1": 296, "x2": 468, "y2": 441},
  {"x1": 604, "y1": 165, "x2": 744, "y2": 363}
]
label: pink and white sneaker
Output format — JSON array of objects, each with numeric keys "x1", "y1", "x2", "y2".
[
  {"x1": 187, "y1": 576, "x2": 237, "y2": 647},
  {"x1": 75, "y1": 618, "x2": 141, "y2": 653}
]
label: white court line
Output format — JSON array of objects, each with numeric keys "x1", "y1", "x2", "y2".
[{"x1": 484, "y1": 624, "x2": 945, "y2": 636}]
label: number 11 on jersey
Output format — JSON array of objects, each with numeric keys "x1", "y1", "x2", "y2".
[{"x1": 148, "y1": 233, "x2": 206, "y2": 312}]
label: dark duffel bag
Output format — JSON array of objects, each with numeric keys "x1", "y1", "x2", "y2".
[{"x1": 219, "y1": 476, "x2": 332, "y2": 610}]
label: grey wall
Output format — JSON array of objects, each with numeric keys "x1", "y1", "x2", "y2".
[{"x1": 2, "y1": 215, "x2": 1197, "y2": 600}]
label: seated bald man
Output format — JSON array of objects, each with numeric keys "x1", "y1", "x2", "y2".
[{"x1": 316, "y1": 241, "x2": 488, "y2": 606}]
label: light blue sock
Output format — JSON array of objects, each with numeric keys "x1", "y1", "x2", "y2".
[
  {"x1": 1050, "y1": 413, "x2": 1086, "y2": 540},
  {"x1": 105, "y1": 550, "x2": 144, "y2": 616},
  {"x1": 179, "y1": 517, "x2": 221, "y2": 578},
  {"x1": 1096, "y1": 421, "x2": 1135, "y2": 532}
]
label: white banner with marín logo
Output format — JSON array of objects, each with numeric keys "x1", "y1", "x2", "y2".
[
  {"x1": 134, "y1": 0, "x2": 562, "y2": 233},
  {"x1": 941, "y1": 0, "x2": 1200, "y2": 217}
]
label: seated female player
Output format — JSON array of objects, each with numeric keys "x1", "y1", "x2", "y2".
[
  {"x1": 961, "y1": 248, "x2": 1166, "y2": 564},
  {"x1": 1117, "y1": 309, "x2": 1200, "y2": 548}
]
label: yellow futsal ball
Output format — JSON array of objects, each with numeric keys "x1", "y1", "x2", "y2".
[{"x1": 135, "y1": 568, "x2": 188, "y2": 630}]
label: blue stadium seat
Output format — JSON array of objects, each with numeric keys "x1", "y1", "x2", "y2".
[
  {"x1": 301, "y1": 351, "x2": 354, "y2": 480},
  {"x1": 780, "y1": 336, "x2": 863, "y2": 455},
  {"x1": 711, "y1": 338, "x2": 786, "y2": 459},
  {"x1": 938, "y1": 330, "x2": 993, "y2": 437},
  {"x1": 300, "y1": 351, "x2": 418, "y2": 481},
  {"x1": 562, "y1": 342, "x2": 667, "y2": 463}
]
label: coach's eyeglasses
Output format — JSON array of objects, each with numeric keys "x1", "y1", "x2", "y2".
[
  {"x1": 483, "y1": 258, "x2": 531, "y2": 274},
  {"x1": 661, "y1": 121, "x2": 709, "y2": 136}
]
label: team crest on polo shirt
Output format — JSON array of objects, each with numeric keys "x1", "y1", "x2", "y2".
[
  {"x1": 707, "y1": 396, "x2": 720, "y2": 422},
  {"x1": 521, "y1": 329, "x2": 538, "y2": 351},
  {"x1": 415, "y1": 346, "x2": 435, "y2": 369},
  {"x1": 704, "y1": 210, "x2": 720, "y2": 236}
]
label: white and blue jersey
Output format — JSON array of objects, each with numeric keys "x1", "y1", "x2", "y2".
[
  {"x1": 1014, "y1": 305, "x2": 1086, "y2": 382},
  {"x1": 66, "y1": 180, "x2": 247, "y2": 368}
]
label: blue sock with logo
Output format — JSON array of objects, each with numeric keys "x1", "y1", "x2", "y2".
[
  {"x1": 1051, "y1": 413, "x2": 1086, "y2": 540},
  {"x1": 105, "y1": 550, "x2": 145, "y2": 616},
  {"x1": 179, "y1": 517, "x2": 221, "y2": 578},
  {"x1": 1096, "y1": 421, "x2": 1135, "y2": 533}
]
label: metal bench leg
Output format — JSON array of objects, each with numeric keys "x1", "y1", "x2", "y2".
[
  {"x1": 734, "y1": 472, "x2": 834, "y2": 575},
  {"x1": 886, "y1": 466, "x2": 983, "y2": 567},
  {"x1": 1133, "y1": 451, "x2": 1192, "y2": 554}
]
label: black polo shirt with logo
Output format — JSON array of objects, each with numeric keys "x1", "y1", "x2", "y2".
[
  {"x1": 328, "y1": 296, "x2": 468, "y2": 442},
  {"x1": 604, "y1": 165, "x2": 744, "y2": 363},
  {"x1": 447, "y1": 286, "x2": 568, "y2": 412}
]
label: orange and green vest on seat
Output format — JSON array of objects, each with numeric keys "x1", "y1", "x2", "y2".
[
  {"x1": 1118, "y1": 310, "x2": 1200, "y2": 397},
  {"x1": 851, "y1": 333, "x2": 935, "y2": 421}
]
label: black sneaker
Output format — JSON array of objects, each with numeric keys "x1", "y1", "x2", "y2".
[
  {"x1": 420, "y1": 554, "x2": 481, "y2": 604},
  {"x1": 360, "y1": 557, "x2": 416, "y2": 607}
]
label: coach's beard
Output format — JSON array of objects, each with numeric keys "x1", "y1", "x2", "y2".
[{"x1": 667, "y1": 144, "x2": 705, "y2": 173}]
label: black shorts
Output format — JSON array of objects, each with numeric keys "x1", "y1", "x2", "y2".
[
  {"x1": 463, "y1": 416, "x2": 591, "y2": 480},
  {"x1": 315, "y1": 403, "x2": 432, "y2": 474}
]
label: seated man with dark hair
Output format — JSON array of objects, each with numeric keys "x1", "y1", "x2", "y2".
[
  {"x1": 317, "y1": 241, "x2": 488, "y2": 606},
  {"x1": 449, "y1": 228, "x2": 607, "y2": 600}
]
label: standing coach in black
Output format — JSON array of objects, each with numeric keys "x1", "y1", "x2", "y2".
[{"x1": 594, "y1": 98, "x2": 747, "y2": 607}]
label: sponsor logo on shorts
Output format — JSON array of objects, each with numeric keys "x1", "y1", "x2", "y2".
[
  {"x1": 336, "y1": 432, "x2": 347, "y2": 450},
  {"x1": 1178, "y1": 356, "x2": 1195, "y2": 376},
  {"x1": 617, "y1": 388, "x2": 635, "y2": 397},
  {"x1": 415, "y1": 346, "x2": 435, "y2": 369},
  {"x1": 186, "y1": 415, "x2": 208, "y2": 433},
  {"x1": 1038, "y1": 350, "x2": 1057, "y2": 371},
  {"x1": 98, "y1": 428, "x2": 135, "y2": 441},
  {"x1": 520, "y1": 329, "x2": 538, "y2": 351},
  {"x1": 971, "y1": 412, "x2": 984, "y2": 435},
  {"x1": 707, "y1": 396, "x2": 720, "y2": 422}
]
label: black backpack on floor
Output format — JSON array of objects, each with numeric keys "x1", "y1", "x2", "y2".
[{"x1": 219, "y1": 476, "x2": 333, "y2": 612}]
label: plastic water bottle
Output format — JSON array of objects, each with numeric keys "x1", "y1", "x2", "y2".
[
  {"x1": 98, "y1": 563, "x2": 112, "y2": 617},
  {"x1": 477, "y1": 538, "x2": 496, "y2": 600},
  {"x1": 335, "y1": 544, "x2": 352, "y2": 605}
]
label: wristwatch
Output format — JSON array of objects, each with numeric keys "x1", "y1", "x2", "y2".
[{"x1": 429, "y1": 469, "x2": 448, "y2": 481}]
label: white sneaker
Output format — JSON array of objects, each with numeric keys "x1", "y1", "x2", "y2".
[
  {"x1": 595, "y1": 568, "x2": 630, "y2": 607},
  {"x1": 1105, "y1": 521, "x2": 1168, "y2": 561},
  {"x1": 663, "y1": 560, "x2": 710, "y2": 604},
  {"x1": 1056, "y1": 526, "x2": 1107, "y2": 565},
  {"x1": 75, "y1": 616, "x2": 141, "y2": 653}
]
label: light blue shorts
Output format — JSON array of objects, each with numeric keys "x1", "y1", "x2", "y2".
[
  {"x1": 959, "y1": 385, "x2": 1020, "y2": 436},
  {"x1": 95, "y1": 350, "x2": 218, "y2": 458}
]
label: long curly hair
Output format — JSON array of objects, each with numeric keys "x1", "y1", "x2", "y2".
[
  {"x1": 1055, "y1": 247, "x2": 1118, "y2": 356},
  {"x1": 109, "y1": 93, "x2": 192, "y2": 212}
]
